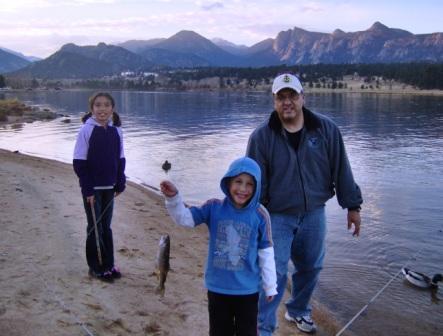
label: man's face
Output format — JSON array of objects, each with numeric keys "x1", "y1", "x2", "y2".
[{"x1": 273, "y1": 88, "x2": 304, "y2": 124}]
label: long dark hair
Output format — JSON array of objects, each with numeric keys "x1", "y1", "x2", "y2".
[{"x1": 81, "y1": 92, "x2": 121, "y2": 126}]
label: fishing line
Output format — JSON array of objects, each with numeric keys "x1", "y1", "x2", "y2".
[
  {"x1": 86, "y1": 197, "x2": 114, "y2": 238},
  {"x1": 29, "y1": 262, "x2": 96, "y2": 336},
  {"x1": 85, "y1": 197, "x2": 115, "y2": 263},
  {"x1": 335, "y1": 247, "x2": 425, "y2": 336}
]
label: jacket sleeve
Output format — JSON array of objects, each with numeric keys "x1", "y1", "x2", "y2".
[
  {"x1": 164, "y1": 193, "x2": 196, "y2": 228},
  {"x1": 258, "y1": 247, "x2": 278, "y2": 296},
  {"x1": 73, "y1": 126, "x2": 94, "y2": 197},
  {"x1": 73, "y1": 159, "x2": 94, "y2": 197},
  {"x1": 246, "y1": 129, "x2": 270, "y2": 206},
  {"x1": 115, "y1": 157, "x2": 126, "y2": 193},
  {"x1": 114, "y1": 127, "x2": 126, "y2": 193},
  {"x1": 257, "y1": 205, "x2": 276, "y2": 295},
  {"x1": 327, "y1": 124, "x2": 363, "y2": 209}
]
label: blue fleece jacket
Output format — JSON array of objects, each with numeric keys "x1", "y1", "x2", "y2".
[
  {"x1": 73, "y1": 117, "x2": 126, "y2": 197},
  {"x1": 247, "y1": 108, "x2": 362, "y2": 214},
  {"x1": 189, "y1": 157, "x2": 273, "y2": 295}
]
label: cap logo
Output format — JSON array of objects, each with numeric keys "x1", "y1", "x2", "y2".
[{"x1": 283, "y1": 75, "x2": 291, "y2": 83}]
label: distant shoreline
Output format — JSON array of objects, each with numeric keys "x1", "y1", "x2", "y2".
[
  {"x1": 4, "y1": 85, "x2": 443, "y2": 96},
  {"x1": 306, "y1": 87, "x2": 443, "y2": 96}
]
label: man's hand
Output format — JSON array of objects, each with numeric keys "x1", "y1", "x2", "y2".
[{"x1": 347, "y1": 210, "x2": 361, "y2": 236}]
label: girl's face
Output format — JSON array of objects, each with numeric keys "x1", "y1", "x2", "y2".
[
  {"x1": 228, "y1": 173, "x2": 255, "y2": 208},
  {"x1": 91, "y1": 96, "x2": 113, "y2": 126}
]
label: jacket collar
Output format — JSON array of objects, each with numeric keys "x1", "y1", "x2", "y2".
[{"x1": 268, "y1": 106, "x2": 321, "y2": 133}]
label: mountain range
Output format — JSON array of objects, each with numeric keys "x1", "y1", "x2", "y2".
[
  {"x1": 0, "y1": 49, "x2": 31, "y2": 73},
  {"x1": 2, "y1": 22, "x2": 443, "y2": 79}
]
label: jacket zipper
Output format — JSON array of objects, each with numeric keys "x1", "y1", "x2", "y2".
[
  {"x1": 294, "y1": 150, "x2": 307, "y2": 212},
  {"x1": 284, "y1": 131, "x2": 307, "y2": 212}
]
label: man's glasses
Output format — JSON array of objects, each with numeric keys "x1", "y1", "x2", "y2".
[{"x1": 275, "y1": 91, "x2": 300, "y2": 102}]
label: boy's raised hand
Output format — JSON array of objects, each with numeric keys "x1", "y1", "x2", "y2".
[{"x1": 160, "y1": 180, "x2": 178, "y2": 197}]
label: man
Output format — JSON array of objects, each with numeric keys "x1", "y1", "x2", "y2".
[{"x1": 246, "y1": 73, "x2": 362, "y2": 335}]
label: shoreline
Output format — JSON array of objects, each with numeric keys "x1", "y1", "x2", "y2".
[
  {"x1": 0, "y1": 148, "x2": 340, "y2": 335},
  {"x1": 3, "y1": 85, "x2": 443, "y2": 96}
]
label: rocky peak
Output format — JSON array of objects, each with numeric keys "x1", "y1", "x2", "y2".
[
  {"x1": 368, "y1": 21, "x2": 390, "y2": 32},
  {"x1": 332, "y1": 29, "x2": 346, "y2": 37}
]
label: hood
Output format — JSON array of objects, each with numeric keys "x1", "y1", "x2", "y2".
[{"x1": 220, "y1": 157, "x2": 261, "y2": 209}]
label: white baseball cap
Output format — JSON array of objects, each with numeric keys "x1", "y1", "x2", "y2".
[{"x1": 272, "y1": 73, "x2": 303, "y2": 94}]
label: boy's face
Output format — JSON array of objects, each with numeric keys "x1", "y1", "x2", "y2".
[
  {"x1": 228, "y1": 173, "x2": 255, "y2": 208},
  {"x1": 92, "y1": 96, "x2": 113, "y2": 126}
]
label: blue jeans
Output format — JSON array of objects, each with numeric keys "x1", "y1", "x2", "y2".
[{"x1": 258, "y1": 208, "x2": 326, "y2": 335}]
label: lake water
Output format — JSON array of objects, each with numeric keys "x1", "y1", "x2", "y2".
[{"x1": 1, "y1": 90, "x2": 442, "y2": 335}]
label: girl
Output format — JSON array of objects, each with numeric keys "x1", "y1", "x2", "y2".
[{"x1": 73, "y1": 92, "x2": 126, "y2": 282}]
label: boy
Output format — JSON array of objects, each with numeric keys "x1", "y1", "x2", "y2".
[{"x1": 160, "y1": 156, "x2": 277, "y2": 336}]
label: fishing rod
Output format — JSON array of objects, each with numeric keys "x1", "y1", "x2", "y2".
[
  {"x1": 86, "y1": 196, "x2": 115, "y2": 266},
  {"x1": 86, "y1": 197, "x2": 114, "y2": 238},
  {"x1": 90, "y1": 202, "x2": 103, "y2": 266}
]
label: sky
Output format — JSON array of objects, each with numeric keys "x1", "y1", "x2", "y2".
[{"x1": 1, "y1": 0, "x2": 442, "y2": 58}]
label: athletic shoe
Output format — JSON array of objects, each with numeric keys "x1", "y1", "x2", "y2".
[
  {"x1": 285, "y1": 311, "x2": 317, "y2": 333},
  {"x1": 89, "y1": 269, "x2": 114, "y2": 283},
  {"x1": 111, "y1": 266, "x2": 122, "y2": 279}
]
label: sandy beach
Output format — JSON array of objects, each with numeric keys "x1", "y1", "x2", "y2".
[{"x1": 0, "y1": 148, "x2": 340, "y2": 336}]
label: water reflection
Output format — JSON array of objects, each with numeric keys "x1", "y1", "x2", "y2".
[{"x1": 1, "y1": 90, "x2": 442, "y2": 335}]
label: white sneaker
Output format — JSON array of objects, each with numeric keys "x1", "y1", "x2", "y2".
[{"x1": 285, "y1": 311, "x2": 317, "y2": 333}]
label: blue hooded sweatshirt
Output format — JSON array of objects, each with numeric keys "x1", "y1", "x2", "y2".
[{"x1": 189, "y1": 157, "x2": 273, "y2": 295}]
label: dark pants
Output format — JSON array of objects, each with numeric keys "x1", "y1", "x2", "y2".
[
  {"x1": 83, "y1": 189, "x2": 115, "y2": 273},
  {"x1": 207, "y1": 290, "x2": 258, "y2": 336}
]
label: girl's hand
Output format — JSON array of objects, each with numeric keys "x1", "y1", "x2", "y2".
[
  {"x1": 87, "y1": 195, "x2": 95, "y2": 205},
  {"x1": 266, "y1": 296, "x2": 275, "y2": 302},
  {"x1": 160, "y1": 180, "x2": 178, "y2": 197}
]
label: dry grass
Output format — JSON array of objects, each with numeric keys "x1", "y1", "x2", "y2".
[
  {"x1": 0, "y1": 99, "x2": 30, "y2": 121},
  {"x1": 0, "y1": 98, "x2": 57, "y2": 123}
]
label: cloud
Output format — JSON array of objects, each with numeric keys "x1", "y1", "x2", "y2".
[
  {"x1": 0, "y1": 17, "x2": 149, "y2": 34},
  {"x1": 300, "y1": 2, "x2": 325, "y2": 13},
  {"x1": 201, "y1": 2, "x2": 224, "y2": 10},
  {"x1": 1, "y1": 0, "x2": 50, "y2": 12},
  {"x1": 1, "y1": 0, "x2": 442, "y2": 57}
]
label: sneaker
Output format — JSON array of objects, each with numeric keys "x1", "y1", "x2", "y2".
[
  {"x1": 89, "y1": 269, "x2": 114, "y2": 283},
  {"x1": 110, "y1": 266, "x2": 122, "y2": 279},
  {"x1": 285, "y1": 312, "x2": 317, "y2": 333}
]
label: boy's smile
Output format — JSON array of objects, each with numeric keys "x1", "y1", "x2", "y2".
[{"x1": 229, "y1": 173, "x2": 255, "y2": 208}]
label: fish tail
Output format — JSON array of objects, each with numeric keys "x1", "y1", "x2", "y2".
[{"x1": 155, "y1": 284, "x2": 165, "y2": 297}]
